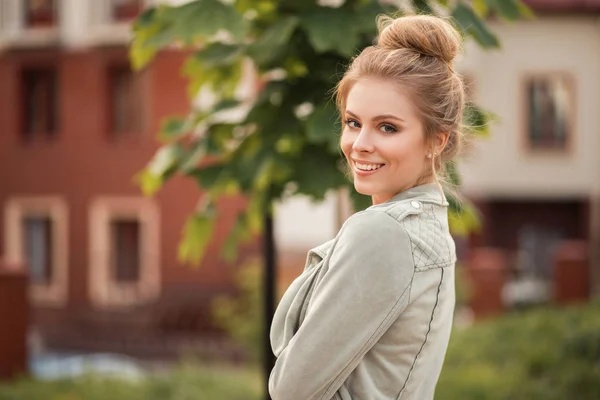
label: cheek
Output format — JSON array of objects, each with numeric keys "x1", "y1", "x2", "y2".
[
  {"x1": 384, "y1": 136, "x2": 426, "y2": 167},
  {"x1": 340, "y1": 130, "x2": 353, "y2": 157}
]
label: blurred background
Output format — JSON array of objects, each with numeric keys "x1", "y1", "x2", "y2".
[{"x1": 0, "y1": 0, "x2": 599, "y2": 399}]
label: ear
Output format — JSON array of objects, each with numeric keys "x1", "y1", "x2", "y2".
[{"x1": 432, "y1": 131, "x2": 450, "y2": 155}]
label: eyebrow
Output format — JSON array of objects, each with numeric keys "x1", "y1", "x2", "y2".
[{"x1": 345, "y1": 110, "x2": 405, "y2": 123}]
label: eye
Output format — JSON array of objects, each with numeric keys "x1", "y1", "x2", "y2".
[
  {"x1": 379, "y1": 123, "x2": 398, "y2": 133},
  {"x1": 345, "y1": 119, "x2": 361, "y2": 129}
]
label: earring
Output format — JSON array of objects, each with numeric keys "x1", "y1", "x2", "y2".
[{"x1": 427, "y1": 154, "x2": 432, "y2": 159}]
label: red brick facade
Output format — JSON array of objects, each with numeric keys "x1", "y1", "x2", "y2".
[{"x1": 0, "y1": 47, "x2": 258, "y2": 357}]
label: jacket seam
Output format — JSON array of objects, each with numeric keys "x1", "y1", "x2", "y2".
[
  {"x1": 319, "y1": 211, "x2": 416, "y2": 400},
  {"x1": 430, "y1": 205, "x2": 452, "y2": 266},
  {"x1": 396, "y1": 268, "x2": 445, "y2": 399}
]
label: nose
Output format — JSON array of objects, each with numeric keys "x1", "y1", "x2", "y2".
[{"x1": 352, "y1": 129, "x2": 374, "y2": 153}]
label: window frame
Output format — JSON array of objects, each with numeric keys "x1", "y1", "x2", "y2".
[
  {"x1": 520, "y1": 71, "x2": 576, "y2": 155},
  {"x1": 106, "y1": 62, "x2": 144, "y2": 138},
  {"x1": 24, "y1": 0, "x2": 57, "y2": 28},
  {"x1": 20, "y1": 65, "x2": 59, "y2": 142},
  {"x1": 88, "y1": 197, "x2": 160, "y2": 309},
  {"x1": 110, "y1": 218, "x2": 142, "y2": 283},
  {"x1": 3, "y1": 196, "x2": 69, "y2": 307}
]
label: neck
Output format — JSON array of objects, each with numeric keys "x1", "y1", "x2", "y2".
[{"x1": 371, "y1": 180, "x2": 436, "y2": 205}]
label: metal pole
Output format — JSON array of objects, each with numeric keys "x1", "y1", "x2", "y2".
[{"x1": 263, "y1": 210, "x2": 277, "y2": 400}]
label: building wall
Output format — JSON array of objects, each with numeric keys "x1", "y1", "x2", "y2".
[
  {"x1": 0, "y1": 46, "x2": 256, "y2": 354},
  {"x1": 458, "y1": 16, "x2": 600, "y2": 199}
]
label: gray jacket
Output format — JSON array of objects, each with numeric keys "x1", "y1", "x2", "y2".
[{"x1": 269, "y1": 183, "x2": 457, "y2": 400}]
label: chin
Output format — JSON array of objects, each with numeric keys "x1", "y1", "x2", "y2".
[{"x1": 353, "y1": 182, "x2": 377, "y2": 196}]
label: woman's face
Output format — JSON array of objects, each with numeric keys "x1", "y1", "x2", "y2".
[{"x1": 340, "y1": 77, "x2": 431, "y2": 205}]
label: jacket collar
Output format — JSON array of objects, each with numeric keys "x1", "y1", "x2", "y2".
[{"x1": 385, "y1": 183, "x2": 449, "y2": 207}]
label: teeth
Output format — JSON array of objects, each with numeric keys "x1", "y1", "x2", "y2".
[{"x1": 355, "y1": 162, "x2": 383, "y2": 171}]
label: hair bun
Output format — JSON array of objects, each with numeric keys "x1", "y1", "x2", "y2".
[{"x1": 377, "y1": 15, "x2": 461, "y2": 64}]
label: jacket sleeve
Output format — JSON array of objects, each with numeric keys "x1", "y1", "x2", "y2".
[{"x1": 268, "y1": 210, "x2": 416, "y2": 400}]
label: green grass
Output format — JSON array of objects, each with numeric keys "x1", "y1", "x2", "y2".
[{"x1": 0, "y1": 362, "x2": 262, "y2": 400}]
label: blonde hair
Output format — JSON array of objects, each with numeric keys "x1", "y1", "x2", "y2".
[{"x1": 335, "y1": 14, "x2": 467, "y2": 199}]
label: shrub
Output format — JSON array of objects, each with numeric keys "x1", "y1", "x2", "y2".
[
  {"x1": 211, "y1": 261, "x2": 264, "y2": 365},
  {"x1": 437, "y1": 301, "x2": 600, "y2": 400}
]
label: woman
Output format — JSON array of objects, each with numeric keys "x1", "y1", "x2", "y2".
[{"x1": 269, "y1": 14, "x2": 465, "y2": 400}]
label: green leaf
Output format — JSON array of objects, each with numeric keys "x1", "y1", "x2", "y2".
[
  {"x1": 348, "y1": 1, "x2": 395, "y2": 37},
  {"x1": 445, "y1": 161, "x2": 461, "y2": 187},
  {"x1": 451, "y1": 3, "x2": 500, "y2": 48},
  {"x1": 134, "y1": 168, "x2": 164, "y2": 197},
  {"x1": 301, "y1": 9, "x2": 361, "y2": 57},
  {"x1": 178, "y1": 213, "x2": 215, "y2": 265},
  {"x1": 412, "y1": 0, "x2": 434, "y2": 14},
  {"x1": 193, "y1": 43, "x2": 245, "y2": 69},
  {"x1": 130, "y1": 15, "x2": 165, "y2": 70},
  {"x1": 248, "y1": 16, "x2": 300, "y2": 67},
  {"x1": 147, "y1": 143, "x2": 184, "y2": 177},
  {"x1": 291, "y1": 144, "x2": 347, "y2": 201},
  {"x1": 183, "y1": 54, "x2": 244, "y2": 98},
  {"x1": 142, "y1": 26, "x2": 177, "y2": 49},
  {"x1": 188, "y1": 163, "x2": 228, "y2": 189},
  {"x1": 485, "y1": 0, "x2": 518, "y2": 21},
  {"x1": 134, "y1": 144, "x2": 184, "y2": 195},
  {"x1": 305, "y1": 101, "x2": 340, "y2": 153},
  {"x1": 179, "y1": 140, "x2": 208, "y2": 173},
  {"x1": 486, "y1": 0, "x2": 533, "y2": 21},
  {"x1": 212, "y1": 99, "x2": 241, "y2": 113},
  {"x1": 244, "y1": 191, "x2": 265, "y2": 234},
  {"x1": 133, "y1": 7, "x2": 158, "y2": 29},
  {"x1": 205, "y1": 123, "x2": 237, "y2": 154},
  {"x1": 221, "y1": 212, "x2": 253, "y2": 262},
  {"x1": 169, "y1": 0, "x2": 248, "y2": 43},
  {"x1": 449, "y1": 202, "x2": 482, "y2": 236},
  {"x1": 253, "y1": 157, "x2": 276, "y2": 191},
  {"x1": 464, "y1": 102, "x2": 497, "y2": 138},
  {"x1": 282, "y1": 57, "x2": 309, "y2": 79},
  {"x1": 472, "y1": 0, "x2": 489, "y2": 17},
  {"x1": 516, "y1": 1, "x2": 535, "y2": 18},
  {"x1": 159, "y1": 117, "x2": 189, "y2": 142}
]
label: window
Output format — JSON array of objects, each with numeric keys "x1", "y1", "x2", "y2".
[
  {"x1": 23, "y1": 215, "x2": 53, "y2": 284},
  {"x1": 89, "y1": 197, "x2": 160, "y2": 308},
  {"x1": 108, "y1": 64, "x2": 142, "y2": 136},
  {"x1": 25, "y1": 0, "x2": 56, "y2": 28},
  {"x1": 21, "y1": 67, "x2": 58, "y2": 141},
  {"x1": 111, "y1": 0, "x2": 143, "y2": 22},
  {"x1": 4, "y1": 197, "x2": 68, "y2": 307},
  {"x1": 110, "y1": 219, "x2": 140, "y2": 283},
  {"x1": 524, "y1": 74, "x2": 574, "y2": 152}
]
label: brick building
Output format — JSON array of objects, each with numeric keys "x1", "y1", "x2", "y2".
[{"x1": 0, "y1": 0, "x2": 255, "y2": 358}]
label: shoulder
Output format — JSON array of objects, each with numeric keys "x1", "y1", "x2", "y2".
[
  {"x1": 327, "y1": 209, "x2": 416, "y2": 284},
  {"x1": 340, "y1": 200, "x2": 455, "y2": 272},
  {"x1": 334, "y1": 209, "x2": 413, "y2": 258}
]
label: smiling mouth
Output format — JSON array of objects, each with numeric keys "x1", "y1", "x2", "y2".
[{"x1": 354, "y1": 161, "x2": 385, "y2": 172}]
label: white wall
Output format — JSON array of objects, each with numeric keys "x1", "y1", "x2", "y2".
[
  {"x1": 274, "y1": 192, "x2": 339, "y2": 252},
  {"x1": 457, "y1": 16, "x2": 600, "y2": 199}
]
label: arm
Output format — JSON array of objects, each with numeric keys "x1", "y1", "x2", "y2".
[{"x1": 269, "y1": 210, "x2": 415, "y2": 400}]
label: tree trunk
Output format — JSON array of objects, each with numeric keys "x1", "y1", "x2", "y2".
[{"x1": 263, "y1": 211, "x2": 277, "y2": 400}]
